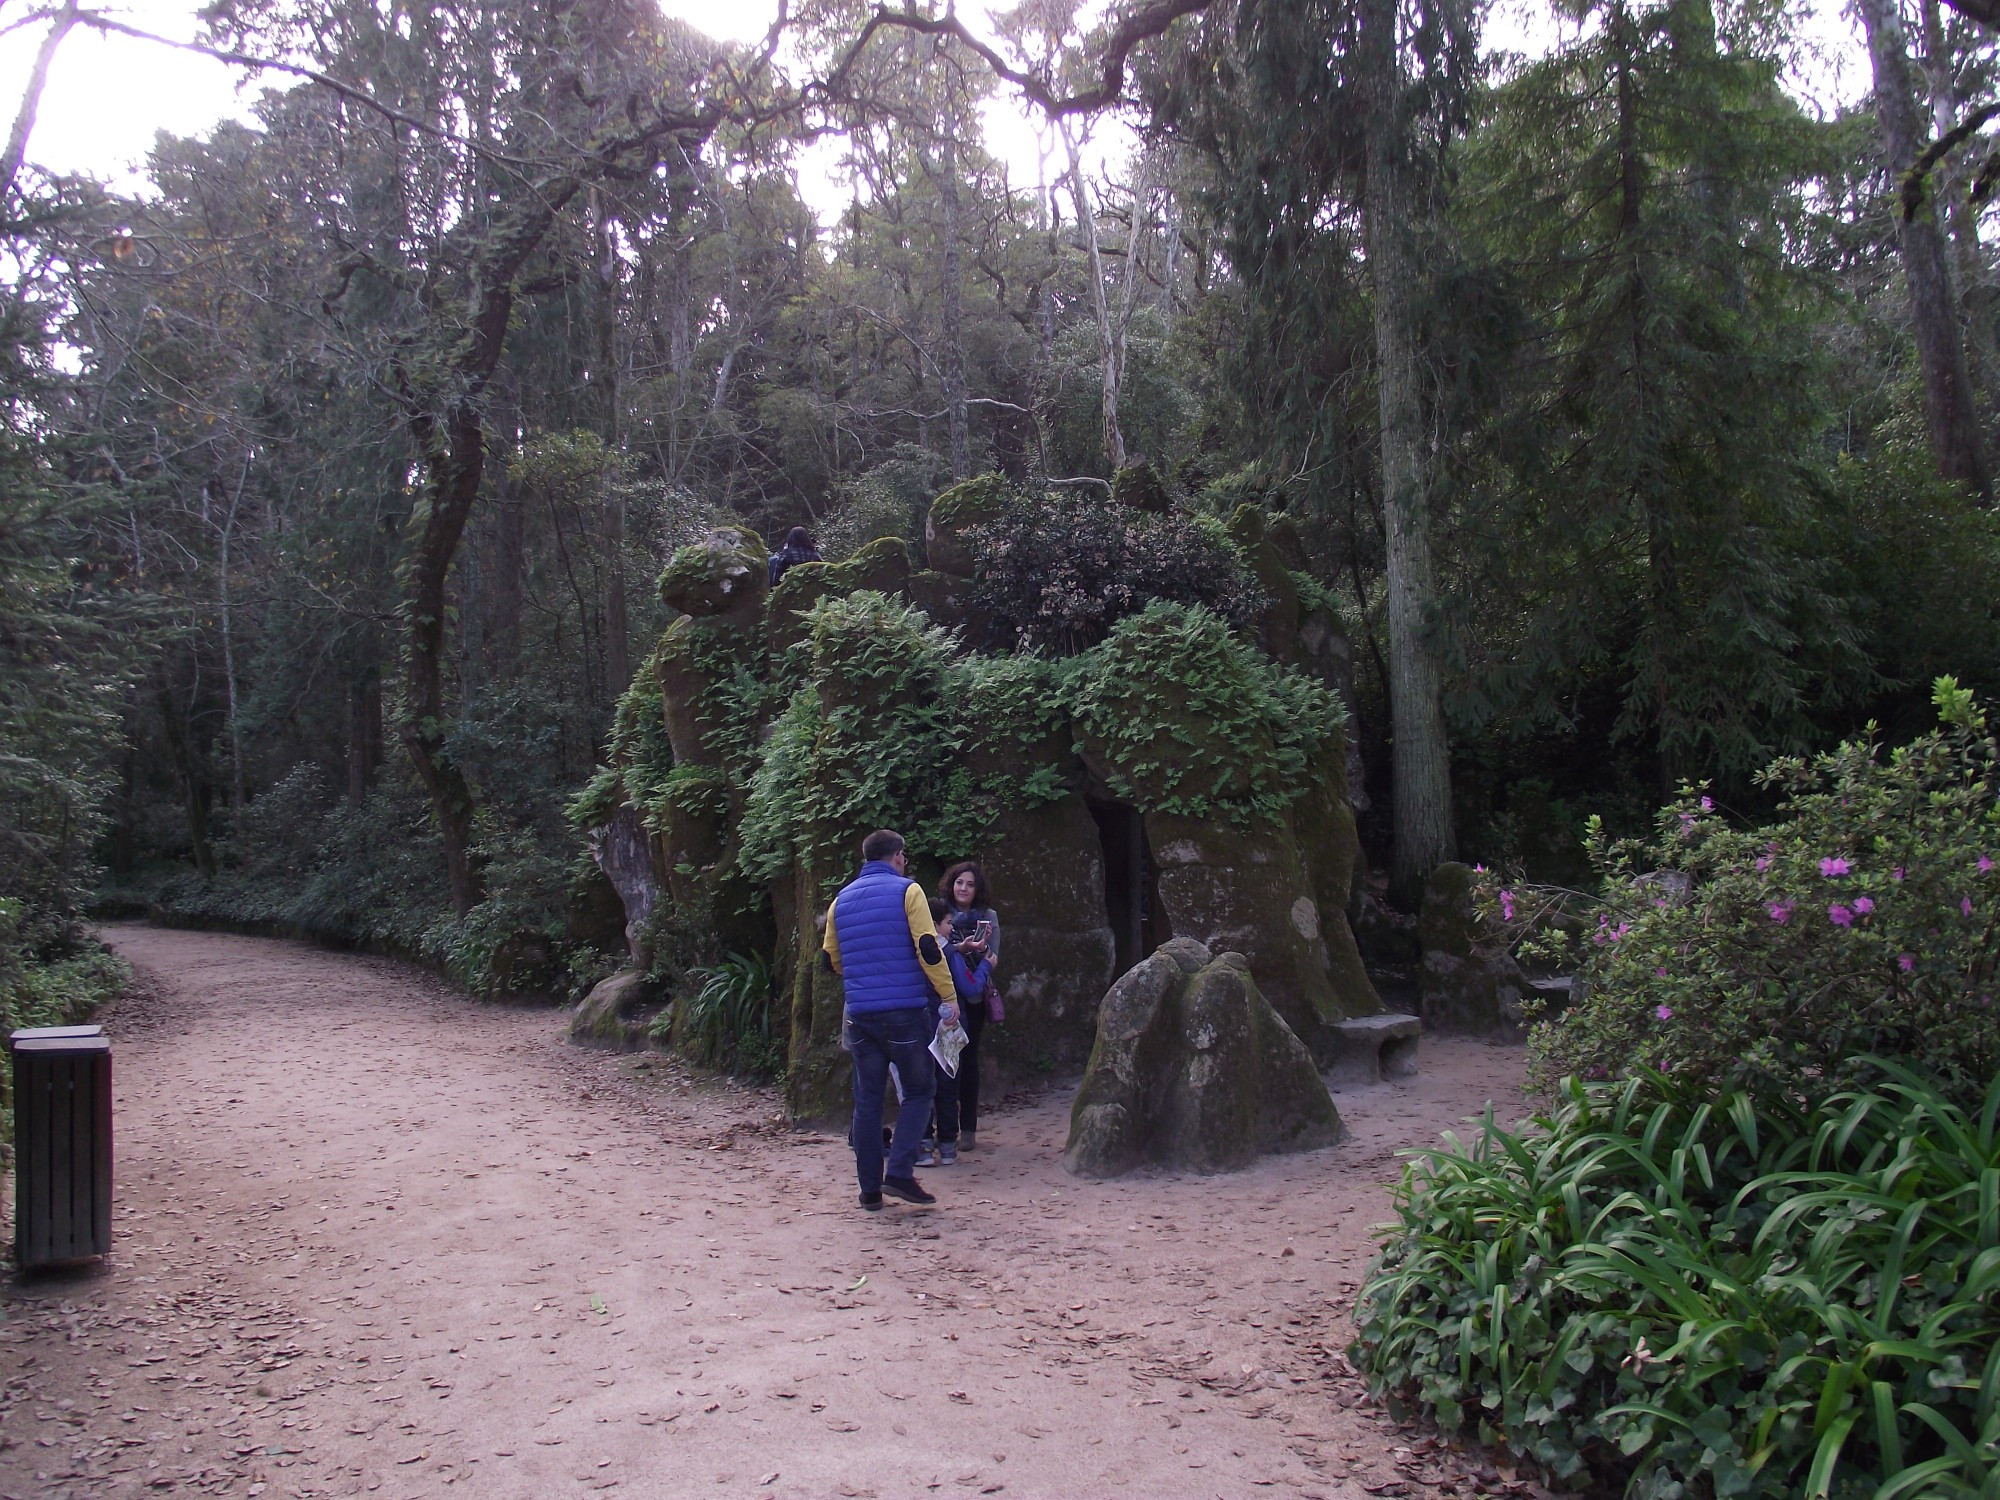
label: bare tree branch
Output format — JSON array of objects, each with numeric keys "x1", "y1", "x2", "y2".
[{"x1": 821, "y1": 0, "x2": 1213, "y2": 120}]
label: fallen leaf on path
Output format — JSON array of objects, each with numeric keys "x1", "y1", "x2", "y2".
[
  {"x1": 847, "y1": 1276, "x2": 867, "y2": 1292},
  {"x1": 397, "y1": 1451, "x2": 429, "y2": 1464},
  {"x1": 758, "y1": 1473, "x2": 779, "y2": 1486}
]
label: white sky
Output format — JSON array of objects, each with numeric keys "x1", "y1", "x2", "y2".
[{"x1": 0, "y1": 0, "x2": 1869, "y2": 220}]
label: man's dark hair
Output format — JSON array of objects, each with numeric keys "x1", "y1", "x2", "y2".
[{"x1": 862, "y1": 829, "x2": 905, "y2": 862}]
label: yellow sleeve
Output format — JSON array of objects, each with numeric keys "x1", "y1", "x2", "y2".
[
  {"x1": 905, "y1": 882, "x2": 953, "y2": 1002},
  {"x1": 821, "y1": 897, "x2": 842, "y2": 975}
]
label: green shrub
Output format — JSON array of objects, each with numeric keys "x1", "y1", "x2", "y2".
[
  {"x1": 0, "y1": 902, "x2": 127, "y2": 1165},
  {"x1": 1064, "y1": 600, "x2": 1346, "y2": 827},
  {"x1": 1505, "y1": 677, "x2": 2000, "y2": 1109},
  {"x1": 1352, "y1": 1064, "x2": 2000, "y2": 1498},
  {"x1": 737, "y1": 592, "x2": 1067, "y2": 889}
]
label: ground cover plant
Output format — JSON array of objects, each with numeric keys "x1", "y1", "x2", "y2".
[{"x1": 1352, "y1": 1064, "x2": 2000, "y2": 1497}]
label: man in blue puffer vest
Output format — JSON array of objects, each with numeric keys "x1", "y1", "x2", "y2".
[{"x1": 822, "y1": 829, "x2": 956, "y2": 1209}]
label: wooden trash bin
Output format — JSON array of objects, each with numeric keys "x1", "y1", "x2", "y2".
[{"x1": 10, "y1": 1024, "x2": 113, "y2": 1269}]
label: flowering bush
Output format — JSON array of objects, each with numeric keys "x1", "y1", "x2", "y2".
[{"x1": 1513, "y1": 677, "x2": 2000, "y2": 1108}]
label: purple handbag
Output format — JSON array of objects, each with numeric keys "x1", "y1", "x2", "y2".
[{"x1": 982, "y1": 976, "x2": 1005, "y2": 1023}]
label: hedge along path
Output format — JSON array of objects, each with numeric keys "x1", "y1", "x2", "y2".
[{"x1": 3, "y1": 926, "x2": 1535, "y2": 1500}]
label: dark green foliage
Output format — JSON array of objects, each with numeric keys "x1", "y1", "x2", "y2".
[
  {"x1": 1512, "y1": 680, "x2": 2000, "y2": 1110},
  {"x1": 1353, "y1": 1065, "x2": 2000, "y2": 1497},
  {"x1": 1066, "y1": 602, "x2": 1346, "y2": 827},
  {"x1": 964, "y1": 487, "x2": 1267, "y2": 653}
]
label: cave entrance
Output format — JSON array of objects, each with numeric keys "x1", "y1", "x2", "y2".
[{"x1": 1088, "y1": 798, "x2": 1171, "y2": 979}]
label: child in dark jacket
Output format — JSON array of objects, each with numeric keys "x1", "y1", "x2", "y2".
[{"x1": 919, "y1": 898, "x2": 988, "y2": 1166}]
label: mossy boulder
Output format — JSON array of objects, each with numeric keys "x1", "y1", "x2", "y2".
[
  {"x1": 569, "y1": 966, "x2": 664, "y2": 1050},
  {"x1": 653, "y1": 617, "x2": 757, "y2": 768},
  {"x1": 766, "y1": 538, "x2": 913, "y2": 657},
  {"x1": 1417, "y1": 861, "x2": 1480, "y2": 959},
  {"x1": 1417, "y1": 861, "x2": 1527, "y2": 1035},
  {"x1": 925, "y1": 473, "x2": 1012, "y2": 577},
  {"x1": 974, "y1": 795, "x2": 1118, "y2": 1082},
  {"x1": 1112, "y1": 460, "x2": 1171, "y2": 514},
  {"x1": 1145, "y1": 813, "x2": 1373, "y2": 1060},
  {"x1": 1064, "y1": 939, "x2": 1346, "y2": 1178},
  {"x1": 1225, "y1": 503, "x2": 1303, "y2": 664},
  {"x1": 659, "y1": 525, "x2": 769, "y2": 620},
  {"x1": 784, "y1": 861, "x2": 855, "y2": 1125}
]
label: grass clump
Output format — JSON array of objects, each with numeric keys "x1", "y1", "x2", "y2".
[{"x1": 1352, "y1": 1063, "x2": 2000, "y2": 1498}]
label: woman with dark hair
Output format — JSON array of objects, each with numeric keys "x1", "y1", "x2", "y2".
[
  {"x1": 768, "y1": 525, "x2": 822, "y2": 587},
  {"x1": 930, "y1": 860, "x2": 999, "y2": 1156}
]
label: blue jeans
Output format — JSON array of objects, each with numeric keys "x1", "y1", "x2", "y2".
[{"x1": 846, "y1": 1006, "x2": 935, "y2": 1194}]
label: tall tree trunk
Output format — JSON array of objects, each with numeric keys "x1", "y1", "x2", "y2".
[
  {"x1": 346, "y1": 663, "x2": 383, "y2": 807},
  {"x1": 1060, "y1": 121, "x2": 1127, "y2": 469},
  {"x1": 1361, "y1": 0, "x2": 1455, "y2": 906},
  {"x1": 933, "y1": 106, "x2": 971, "y2": 480},
  {"x1": 591, "y1": 189, "x2": 629, "y2": 700},
  {"x1": 157, "y1": 681, "x2": 215, "y2": 879},
  {"x1": 216, "y1": 458, "x2": 249, "y2": 813},
  {"x1": 403, "y1": 403, "x2": 487, "y2": 915},
  {"x1": 1858, "y1": 0, "x2": 1993, "y2": 499}
]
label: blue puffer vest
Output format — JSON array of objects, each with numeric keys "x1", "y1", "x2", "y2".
[{"x1": 832, "y1": 860, "x2": 928, "y2": 1015}]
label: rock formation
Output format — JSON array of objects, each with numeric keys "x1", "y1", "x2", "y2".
[{"x1": 1064, "y1": 939, "x2": 1347, "y2": 1178}]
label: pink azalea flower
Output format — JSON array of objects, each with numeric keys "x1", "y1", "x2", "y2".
[
  {"x1": 1655, "y1": 1005, "x2": 1673, "y2": 1021},
  {"x1": 1854, "y1": 897, "x2": 1875, "y2": 916},
  {"x1": 1655, "y1": 967, "x2": 1668, "y2": 978},
  {"x1": 1499, "y1": 890, "x2": 1516, "y2": 922},
  {"x1": 1828, "y1": 903, "x2": 1854, "y2": 927},
  {"x1": 1964, "y1": 897, "x2": 1976, "y2": 917},
  {"x1": 1820, "y1": 857, "x2": 1851, "y2": 878},
  {"x1": 1768, "y1": 901, "x2": 1794, "y2": 924},
  {"x1": 1981, "y1": 856, "x2": 1995, "y2": 874},
  {"x1": 1609, "y1": 923, "x2": 1631, "y2": 943},
  {"x1": 1899, "y1": 954, "x2": 1916, "y2": 973},
  {"x1": 1755, "y1": 856, "x2": 1772, "y2": 872},
  {"x1": 1893, "y1": 867, "x2": 1907, "y2": 882}
]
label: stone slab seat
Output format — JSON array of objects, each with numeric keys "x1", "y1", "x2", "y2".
[{"x1": 1326, "y1": 1013, "x2": 1421, "y2": 1087}]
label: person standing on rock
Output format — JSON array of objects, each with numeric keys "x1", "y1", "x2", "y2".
[
  {"x1": 823, "y1": 829, "x2": 955, "y2": 1209},
  {"x1": 767, "y1": 525, "x2": 821, "y2": 587}
]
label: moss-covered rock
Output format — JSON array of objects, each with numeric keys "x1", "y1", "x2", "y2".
[
  {"x1": 1111, "y1": 461, "x2": 1171, "y2": 514},
  {"x1": 653, "y1": 617, "x2": 757, "y2": 769},
  {"x1": 767, "y1": 538, "x2": 914, "y2": 657},
  {"x1": 1417, "y1": 861, "x2": 1527, "y2": 1035},
  {"x1": 1145, "y1": 812, "x2": 1373, "y2": 1059},
  {"x1": 785, "y1": 860, "x2": 855, "y2": 1125},
  {"x1": 1225, "y1": 504, "x2": 1303, "y2": 664},
  {"x1": 974, "y1": 795, "x2": 1117, "y2": 1082},
  {"x1": 569, "y1": 966, "x2": 664, "y2": 1050},
  {"x1": 659, "y1": 525, "x2": 769, "y2": 620},
  {"x1": 1417, "y1": 861, "x2": 1479, "y2": 959},
  {"x1": 1064, "y1": 939, "x2": 1345, "y2": 1178},
  {"x1": 924, "y1": 473, "x2": 1013, "y2": 577}
]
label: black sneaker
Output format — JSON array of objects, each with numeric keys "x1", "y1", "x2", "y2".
[
  {"x1": 881, "y1": 1175, "x2": 936, "y2": 1205},
  {"x1": 859, "y1": 1191, "x2": 883, "y2": 1212}
]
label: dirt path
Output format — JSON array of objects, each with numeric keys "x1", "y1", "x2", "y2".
[{"x1": 1, "y1": 926, "x2": 1532, "y2": 1500}]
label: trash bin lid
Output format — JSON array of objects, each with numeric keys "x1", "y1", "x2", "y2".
[{"x1": 10, "y1": 1028, "x2": 110, "y2": 1054}]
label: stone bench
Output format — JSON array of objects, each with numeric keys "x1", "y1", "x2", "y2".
[{"x1": 1325, "y1": 1013, "x2": 1422, "y2": 1087}]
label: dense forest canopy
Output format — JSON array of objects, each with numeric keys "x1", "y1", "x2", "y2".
[{"x1": 5, "y1": 0, "x2": 2000, "y2": 1000}]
